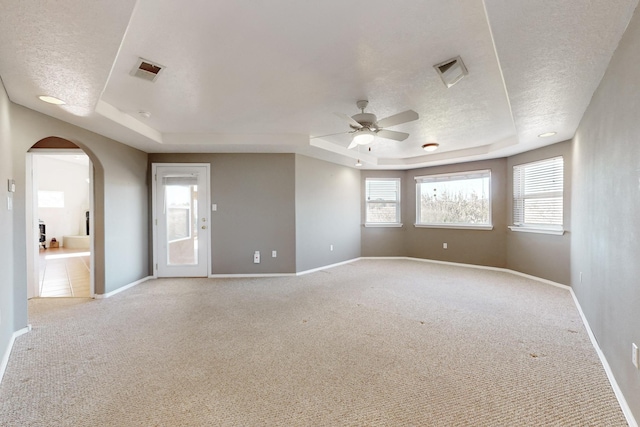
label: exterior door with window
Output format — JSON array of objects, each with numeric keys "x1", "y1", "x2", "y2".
[{"x1": 153, "y1": 164, "x2": 210, "y2": 277}]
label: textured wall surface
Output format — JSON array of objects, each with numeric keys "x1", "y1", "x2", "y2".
[
  {"x1": 10, "y1": 103, "x2": 149, "y2": 297},
  {"x1": 571, "y1": 6, "x2": 640, "y2": 421},
  {"x1": 404, "y1": 159, "x2": 508, "y2": 268},
  {"x1": 149, "y1": 153, "x2": 297, "y2": 274},
  {"x1": 506, "y1": 140, "x2": 572, "y2": 284},
  {"x1": 295, "y1": 155, "x2": 361, "y2": 272},
  {"x1": 0, "y1": 79, "x2": 16, "y2": 375}
]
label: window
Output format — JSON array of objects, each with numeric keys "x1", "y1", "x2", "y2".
[
  {"x1": 365, "y1": 178, "x2": 401, "y2": 226},
  {"x1": 511, "y1": 156, "x2": 564, "y2": 234},
  {"x1": 38, "y1": 190, "x2": 65, "y2": 208},
  {"x1": 415, "y1": 169, "x2": 491, "y2": 229}
]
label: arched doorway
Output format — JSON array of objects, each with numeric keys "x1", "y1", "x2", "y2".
[{"x1": 26, "y1": 137, "x2": 95, "y2": 298}]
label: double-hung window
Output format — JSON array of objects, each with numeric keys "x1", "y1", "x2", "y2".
[
  {"x1": 415, "y1": 169, "x2": 492, "y2": 229},
  {"x1": 511, "y1": 156, "x2": 564, "y2": 234},
  {"x1": 365, "y1": 178, "x2": 401, "y2": 226}
]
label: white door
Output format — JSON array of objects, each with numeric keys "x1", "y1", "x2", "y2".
[{"x1": 153, "y1": 164, "x2": 210, "y2": 277}]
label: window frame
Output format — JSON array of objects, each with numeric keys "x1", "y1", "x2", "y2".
[
  {"x1": 414, "y1": 169, "x2": 493, "y2": 230},
  {"x1": 509, "y1": 156, "x2": 565, "y2": 235},
  {"x1": 364, "y1": 177, "x2": 402, "y2": 227}
]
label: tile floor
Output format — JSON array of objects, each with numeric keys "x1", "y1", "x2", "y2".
[{"x1": 39, "y1": 247, "x2": 91, "y2": 297}]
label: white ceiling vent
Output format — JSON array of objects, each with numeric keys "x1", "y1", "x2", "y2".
[
  {"x1": 131, "y1": 58, "x2": 164, "y2": 82},
  {"x1": 434, "y1": 56, "x2": 468, "y2": 88}
]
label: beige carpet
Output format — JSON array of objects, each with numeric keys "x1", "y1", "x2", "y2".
[{"x1": 0, "y1": 259, "x2": 628, "y2": 426}]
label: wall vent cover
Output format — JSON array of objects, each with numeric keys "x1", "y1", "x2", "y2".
[
  {"x1": 434, "y1": 56, "x2": 468, "y2": 88},
  {"x1": 131, "y1": 58, "x2": 165, "y2": 82}
]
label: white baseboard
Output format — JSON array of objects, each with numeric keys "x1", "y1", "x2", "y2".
[
  {"x1": 0, "y1": 325, "x2": 31, "y2": 384},
  {"x1": 94, "y1": 276, "x2": 153, "y2": 299},
  {"x1": 569, "y1": 289, "x2": 638, "y2": 427},
  {"x1": 209, "y1": 273, "x2": 296, "y2": 278},
  {"x1": 295, "y1": 257, "x2": 361, "y2": 276}
]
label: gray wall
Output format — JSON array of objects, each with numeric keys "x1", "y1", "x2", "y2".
[
  {"x1": 0, "y1": 79, "x2": 15, "y2": 369},
  {"x1": 295, "y1": 155, "x2": 361, "y2": 272},
  {"x1": 9, "y1": 103, "x2": 149, "y2": 298},
  {"x1": 362, "y1": 160, "x2": 509, "y2": 267},
  {"x1": 149, "y1": 153, "x2": 297, "y2": 274},
  {"x1": 506, "y1": 141, "x2": 572, "y2": 284},
  {"x1": 571, "y1": 6, "x2": 640, "y2": 420},
  {"x1": 360, "y1": 170, "x2": 408, "y2": 257}
]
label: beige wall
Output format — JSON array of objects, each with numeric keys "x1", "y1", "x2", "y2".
[
  {"x1": 0, "y1": 79, "x2": 16, "y2": 368},
  {"x1": 571, "y1": 5, "x2": 640, "y2": 420},
  {"x1": 149, "y1": 153, "x2": 297, "y2": 274},
  {"x1": 295, "y1": 155, "x2": 361, "y2": 271},
  {"x1": 360, "y1": 170, "x2": 408, "y2": 257},
  {"x1": 506, "y1": 140, "x2": 572, "y2": 284}
]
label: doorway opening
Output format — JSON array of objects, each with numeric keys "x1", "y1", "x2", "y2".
[{"x1": 26, "y1": 147, "x2": 94, "y2": 298}]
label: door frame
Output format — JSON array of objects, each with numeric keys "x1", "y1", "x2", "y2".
[
  {"x1": 151, "y1": 163, "x2": 211, "y2": 278},
  {"x1": 26, "y1": 149, "x2": 95, "y2": 298}
]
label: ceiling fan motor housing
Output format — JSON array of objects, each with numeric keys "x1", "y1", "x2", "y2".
[{"x1": 350, "y1": 112, "x2": 378, "y2": 130}]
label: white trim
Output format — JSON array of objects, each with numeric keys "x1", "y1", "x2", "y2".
[
  {"x1": 208, "y1": 258, "x2": 363, "y2": 278},
  {"x1": 0, "y1": 325, "x2": 31, "y2": 384},
  {"x1": 94, "y1": 276, "x2": 153, "y2": 299},
  {"x1": 152, "y1": 163, "x2": 212, "y2": 278},
  {"x1": 364, "y1": 223, "x2": 403, "y2": 228},
  {"x1": 414, "y1": 224, "x2": 494, "y2": 231},
  {"x1": 508, "y1": 226, "x2": 565, "y2": 236},
  {"x1": 209, "y1": 273, "x2": 296, "y2": 278},
  {"x1": 295, "y1": 257, "x2": 361, "y2": 276},
  {"x1": 569, "y1": 288, "x2": 638, "y2": 427}
]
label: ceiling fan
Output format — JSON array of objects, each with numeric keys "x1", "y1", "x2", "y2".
[{"x1": 333, "y1": 100, "x2": 419, "y2": 149}]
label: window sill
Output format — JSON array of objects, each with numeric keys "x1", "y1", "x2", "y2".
[
  {"x1": 508, "y1": 226, "x2": 565, "y2": 236},
  {"x1": 364, "y1": 223, "x2": 403, "y2": 228},
  {"x1": 413, "y1": 224, "x2": 493, "y2": 231}
]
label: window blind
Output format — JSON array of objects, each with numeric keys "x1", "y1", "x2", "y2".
[
  {"x1": 513, "y1": 157, "x2": 563, "y2": 227},
  {"x1": 365, "y1": 178, "x2": 400, "y2": 224}
]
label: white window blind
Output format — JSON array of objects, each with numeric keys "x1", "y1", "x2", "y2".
[
  {"x1": 513, "y1": 157, "x2": 563, "y2": 229},
  {"x1": 365, "y1": 178, "x2": 401, "y2": 225}
]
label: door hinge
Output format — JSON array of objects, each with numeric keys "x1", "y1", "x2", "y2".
[{"x1": 155, "y1": 263, "x2": 158, "y2": 270}]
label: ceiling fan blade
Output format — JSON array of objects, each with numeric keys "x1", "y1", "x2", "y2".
[
  {"x1": 376, "y1": 110, "x2": 419, "y2": 128},
  {"x1": 377, "y1": 129, "x2": 410, "y2": 141},
  {"x1": 334, "y1": 112, "x2": 363, "y2": 129},
  {"x1": 347, "y1": 140, "x2": 359, "y2": 149},
  {"x1": 311, "y1": 131, "x2": 349, "y2": 139}
]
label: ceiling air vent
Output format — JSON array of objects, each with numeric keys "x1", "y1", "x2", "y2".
[
  {"x1": 131, "y1": 58, "x2": 164, "y2": 82},
  {"x1": 434, "y1": 56, "x2": 468, "y2": 88}
]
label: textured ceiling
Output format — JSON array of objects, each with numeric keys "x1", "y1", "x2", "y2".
[{"x1": 0, "y1": 0, "x2": 637, "y2": 169}]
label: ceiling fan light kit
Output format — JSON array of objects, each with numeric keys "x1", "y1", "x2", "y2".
[
  {"x1": 353, "y1": 129, "x2": 376, "y2": 145},
  {"x1": 337, "y1": 100, "x2": 419, "y2": 151}
]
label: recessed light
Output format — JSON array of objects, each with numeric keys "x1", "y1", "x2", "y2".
[
  {"x1": 355, "y1": 159, "x2": 363, "y2": 167},
  {"x1": 38, "y1": 95, "x2": 66, "y2": 105},
  {"x1": 422, "y1": 143, "x2": 439, "y2": 152},
  {"x1": 538, "y1": 132, "x2": 557, "y2": 138}
]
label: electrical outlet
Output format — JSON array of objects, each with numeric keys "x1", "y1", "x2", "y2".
[
  {"x1": 253, "y1": 251, "x2": 260, "y2": 264},
  {"x1": 272, "y1": 250, "x2": 277, "y2": 258},
  {"x1": 443, "y1": 243, "x2": 448, "y2": 249},
  {"x1": 633, "y1": 343, "x2": 639, "y2": 369}
]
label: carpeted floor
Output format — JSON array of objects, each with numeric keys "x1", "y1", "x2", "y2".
[{"x1": 0, "y1": 259, "x2": 628, "y2": 426}]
